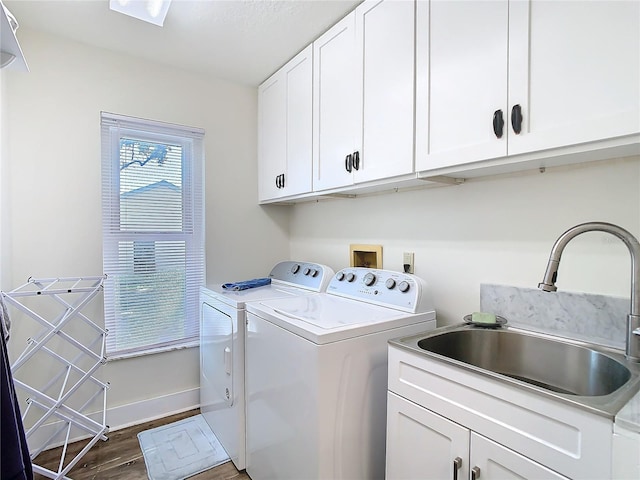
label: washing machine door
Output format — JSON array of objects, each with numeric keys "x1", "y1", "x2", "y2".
[{"x1": 201, "y1": 302, "x2": 234, "y2": 408}]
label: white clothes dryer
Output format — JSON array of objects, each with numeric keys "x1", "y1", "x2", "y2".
[
  {"x1": 245, "y1": 268, "x2": 437, "y2": 480},
  {"x1": 199, "y1": 261, "x2": 334, "y2": 470}
]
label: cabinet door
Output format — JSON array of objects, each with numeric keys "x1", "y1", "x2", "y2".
[
  {"x1": 386, "y1": 392, "x2": 469, "y2": 480},
  {"x1": 258, "y1": 46, "x2": 313, "y2": 202},
  {"x1": 508, "y1": 0, "x2": 640, "y2": 156},
  {"x1": 283, "y1": 46, "x2": 313, "y2": 197},
  {"x1": 313, "y1": 12, "x2": 358, "y2": 191},
  {"x1": 354, "y1": 0, "x2": 415, "y2": 183},
  {"x1": 258, "y1": 72, "x2": 286, "y2": 201},
  {"x1": 470, "y1": 433, "x2": 569, "y2": 480},
  {"x1": 417, "y1": 0, "x2": 509, "y2": 171}
]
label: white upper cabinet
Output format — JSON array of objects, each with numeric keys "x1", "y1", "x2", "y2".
[
  {"x1": 354, "y1": 0, "x2": 416, "y2": 184},
  {"x1": 259, "y1": 0, "x2": 639, "y2": 203},
  {"x1": 258, "y1": 72, "x2": 286, "y2": 202},
  {"x1": 258, "y1": 45, "x2": 313, "y2": 202},
  {"x1": 416, "y1": 0, "x2": 509, "y2": 169},
  {"x1": 312, "y1": 12, "x2": 358, "y2": 192},
  {"x1": 313, "y1": 0, "x2": 416, "y2": 192},
  {"x1": 416, "y1": 0, "x2": 640, "y2": 172},
  {"x1": 508, "y1": 0, "x2": 640, "y2": 156}
]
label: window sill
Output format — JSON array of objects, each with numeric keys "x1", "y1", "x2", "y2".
[{"x1": 106, "y1": 339, "x2": 199, "y2": 361}]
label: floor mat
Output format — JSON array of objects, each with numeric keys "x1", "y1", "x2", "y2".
[{"x1": 137, "y1": 414, "x2": 229, "y2": 480}]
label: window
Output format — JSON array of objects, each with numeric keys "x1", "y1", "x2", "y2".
[{"x1": 101, "y1": 112, "x2": 204, "y2": 359}]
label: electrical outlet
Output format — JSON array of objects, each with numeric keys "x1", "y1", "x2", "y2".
[{"x1": 403, "y1": 252, "x2": 414, "y2": 274}]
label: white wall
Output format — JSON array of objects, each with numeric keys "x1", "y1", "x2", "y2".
[
  {"x1": 2, "y1": 29, "x2": 289, "y2": 426},
  {"x1": 290, "y1": 157, "x2": 640, "y2": 326}
]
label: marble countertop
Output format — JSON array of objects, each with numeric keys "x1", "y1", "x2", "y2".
[{"x1": 616, "y1": 389, "x2": 640, "y2": 432}]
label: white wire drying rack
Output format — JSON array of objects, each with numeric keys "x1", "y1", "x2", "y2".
[{"x1": 2, "y1": 275, "x2": 109, "y2": 480}]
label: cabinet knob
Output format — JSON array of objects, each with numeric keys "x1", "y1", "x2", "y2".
[
  {"x1": 511, "y1": 104, "x2": 523, "y2": 134},
  {"x1": 493, "y1": 109, "x2": 504, "y2": 138},
  {"x1": 345, "y1": 153, "x2": 353, "y2": 173},
  {"x1": 453, "y1": 457, "x2": 462, "y2": 480}
]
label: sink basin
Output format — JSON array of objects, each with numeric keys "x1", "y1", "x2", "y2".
[
  {"x1": 417, "y1": 328, "x2": 630, "y2": 396},
  {"x1": 392, "y1": 324, "x2": 640, "y2": 418}
]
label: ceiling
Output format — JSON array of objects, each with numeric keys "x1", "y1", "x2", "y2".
[{"x1": 4, "y1": 0, "x2": 362, "y2": 86}]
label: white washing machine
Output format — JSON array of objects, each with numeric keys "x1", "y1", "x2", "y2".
[
  {"x1": 245, "y1": 267, "x2": 437, "y2": 480},
  {"x1": 199, "y1": 261, "x2": 334, "y2": 470}
]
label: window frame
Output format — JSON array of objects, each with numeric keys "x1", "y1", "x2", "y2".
[{"x1": 101, "y1": 112, "x2": 205, "y2": 360}]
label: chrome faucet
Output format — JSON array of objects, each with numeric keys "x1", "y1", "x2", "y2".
[{"x1": 538, "y1": 222, "x2": 640, "y2": 362}]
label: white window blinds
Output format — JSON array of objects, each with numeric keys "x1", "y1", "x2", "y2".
[{"x1": 101, "y1": 112, "x2": 205, "y2": 359}]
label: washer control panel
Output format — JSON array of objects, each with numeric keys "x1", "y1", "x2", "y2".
[
  {"x1": 269, "y1": 261, "x2": 335, "y2": 292},
  {"x1": 327, "y1": 268, "x2": 434, "y2": 314}
]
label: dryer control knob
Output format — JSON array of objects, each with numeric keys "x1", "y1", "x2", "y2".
[
  {"x1": 385, "y1": 278, "x2": 396, "y2": 289},
  {"x1": 303, "y1": 267, "x2": 311, "y2": 275},
  {"x1": 398, "y1": 281, "x2": 410, "y2": 293},
  {"x1": 363, "y1": 273, "x2": 376, "y2": 286},
  {"x1": 346, "y1": 272, "x2": 356, "y2": 282},
  {"x1": 336, "y1": 272, "x2": 345, "y2": 281},
  {"x1": 291, "y1": 264, "x2": 300, "y2": 274},
  {"x1": 310, "y1": 269, "x2": 318, "y2": 277}
]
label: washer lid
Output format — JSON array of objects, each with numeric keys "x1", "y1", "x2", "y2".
[
  {"x1": 201, "y1": 284, "x2": 302, "y2": 309},
  {"x1": 201, "y1": 261, "x2": 335, "y2": 309},
  {"x1": 247, "y1": 294, "x2": 436, "y2": 344}
]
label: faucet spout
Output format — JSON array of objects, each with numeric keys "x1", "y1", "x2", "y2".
[{"x1": 538, "y1": 222, "x2": 640, "y2": 361}]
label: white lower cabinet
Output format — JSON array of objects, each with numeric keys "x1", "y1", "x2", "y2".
[
  {"x1": 386, "y1": 392, "x2": 568, "y2": 480},
  {"x1": 612, "y1": 423, "x2": 640, "y2": 479},
  {"x1": 470, "y1": 433, "x2": 568, "y2": 480},
  {"x1": 387, "y1": 345, "x2": 614, "y2": 479},
  {"x1": 386, "y1": 391, "x2": 469, "y2": 480}
]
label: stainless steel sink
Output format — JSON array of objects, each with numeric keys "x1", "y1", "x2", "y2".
[
  {"x1": 393, "y1": 324, "x2": 640, "y2": 418},
  {"x1": 417, "y1": 328, "x2": 630, "y2": 396}
]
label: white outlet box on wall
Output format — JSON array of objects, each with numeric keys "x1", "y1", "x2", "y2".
[{"x1": 403, "y1": 252, "x2": 414, "y2": 274}]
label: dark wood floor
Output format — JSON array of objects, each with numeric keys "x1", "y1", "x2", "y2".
[{"x1": 32, "y1": 409, "x2": 251, "y2": 480}]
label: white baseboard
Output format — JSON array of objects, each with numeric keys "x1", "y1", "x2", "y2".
[
  {"x1": 107, "y1": 387, "x2": 200, "y2": 431},
  {"x1": 27, "y1": 387, "x2": 200, "y2": 454}
]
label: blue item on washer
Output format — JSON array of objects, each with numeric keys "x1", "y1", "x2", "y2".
[{"x1": 222, "y1": 278, "x2": 271, "y2": 291}]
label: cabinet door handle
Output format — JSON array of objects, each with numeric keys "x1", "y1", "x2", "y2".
[
  {"x1": 353, "y1": 151, "x2": 360, "y2": 170},
  {"x1": 452, "y1": 457, "x2": 462, "y2": 480},
  {"x1": 511, "y1": 104, "x2": 523, "y2": 134},
  {"x1": 345, "y1": 153, "x2": 353, "y2": 173},
  {"x1": 280, "y1": 173, "x2": 285, "y2": 188},
  {"x1": 492, "y1": 109, "x2": 504, "y2": 138},
  {"x1": 471, "y1": 466, "x2": 481, "y2": 480},
  {"x1": 275, "y1": 175, "x2": 280, "y2": 188}
]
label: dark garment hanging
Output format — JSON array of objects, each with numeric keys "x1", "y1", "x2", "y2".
[{"x1": 1, "y1": 330, "x2": 33, "y2": 480}]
